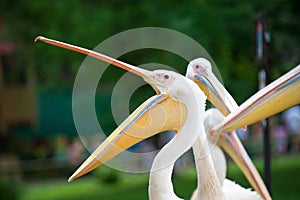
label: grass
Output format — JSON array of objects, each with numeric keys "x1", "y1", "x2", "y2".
[
  {"x1": 227, "y1": 155, "x2": 300, "y2": 200},
  {"x1": 20, "y1": 155, "x2": 300, "y2": 200},
  {"x1": 21, "y1": 174, "x2": 149, "y2": 200}
]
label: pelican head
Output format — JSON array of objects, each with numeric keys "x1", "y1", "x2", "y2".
[{"x1": 186, "y1": 58, "x2": 238, "y2": 116}]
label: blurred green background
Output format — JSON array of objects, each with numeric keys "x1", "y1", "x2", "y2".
[{"x1": 0, "y1": 0, "x2": 299, "y2": 199}]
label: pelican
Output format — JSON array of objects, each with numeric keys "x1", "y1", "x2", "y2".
[
  {"x1": 187, "y1": 60, "x2": 299, "y2": 200},
  {"x1": 35, "y1": 37, "x2": 294, "y2": 199},
  {"x1": 186, "y1": 58, "x2": 270, "y2": 200},
  {"x1": 35, "y1": 36, "x2": 226, "y2": 199}
]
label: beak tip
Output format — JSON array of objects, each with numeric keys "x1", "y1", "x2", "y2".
[
  {"x1": 68, "y1": 174, "x2": 77, "y2": 183},
  {"x1": 68, "y1": 176, "x2": 74, "y2": 183},
  {"x1": 34, "y1": 36, "x2": 44, "y2": 42},
  {"x1": 68, "y1": 178, "x2": 72, "y2": 183}
]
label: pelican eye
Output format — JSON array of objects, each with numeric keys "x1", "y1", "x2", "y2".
[
  {"x1": 164, "y1": 74, "x2": 169, "y2": 79},
  {"x1": 195, "y1": 65, "x2": 200, "y2": 69}
]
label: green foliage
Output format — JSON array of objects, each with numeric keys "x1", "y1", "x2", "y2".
[
  {"x1": 0, "y1": 180, "x2": 22, "y2": 200},
  {"x1": 0, "y1": 0, "x2": 299, "y2": 100}
]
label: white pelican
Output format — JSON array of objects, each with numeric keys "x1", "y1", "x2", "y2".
[
  {"x1": 35, "y1": 37, "x2": 295, "y2": 199},
  {"x1": 35, "y1": 36, "x2": 226, "y2": 199},
  {"x1": 188, "y1": 61, "x2": 299, "y2": 200},
  {"x1": 186, "y1": 58, "x2": 271, "y2": 200}
]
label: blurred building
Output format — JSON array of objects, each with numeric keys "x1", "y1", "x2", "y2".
[
  {"x1": 0, "y1": 23, "x2": 37, "y2": 136},
  {"x1": 0, "y1": 19, "x2": 37, "y2": 182}
]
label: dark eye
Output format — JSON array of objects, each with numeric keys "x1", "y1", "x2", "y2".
[
  {"x1": 164, "y1": 74, "x2": 169, "y2": 79},
  {"x1": 195, "y1": 65, "x2": 200, "y2": 69}
]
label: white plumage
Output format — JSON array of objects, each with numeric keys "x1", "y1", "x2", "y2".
[
  {"x1": 191, "y1": 109, "x2": 263, "y2": 200},
  {"x1": 147, "y1": 71, "x2": 225, "y2": 200}
]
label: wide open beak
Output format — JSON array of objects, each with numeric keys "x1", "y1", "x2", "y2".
[
  {"x1": 213, "y1": 64, "x2": 300, "y2": 134},
  {"x1": 218, "y1": 131, "x2": 271, "y2": 200},
  {"x1": 68, "y1": 94, "x2": 187, "y2": 182},
  {"x1": 35, "y1": 36, "x2": 188, "y2": 182}
]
